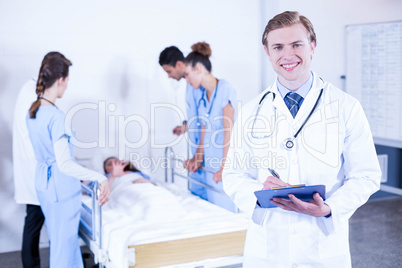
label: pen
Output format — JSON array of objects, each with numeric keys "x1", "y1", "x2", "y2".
[
  {"x1": 268, "y1": 168, "x2": 306, "y2": 189},
  {"x1": 268, "y1": 168, "x2": 281, "y2": 180}
]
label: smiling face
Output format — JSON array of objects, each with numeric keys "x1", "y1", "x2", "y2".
[{"x1": 264, "y1": 23, "x2": 316, "y2": 90}]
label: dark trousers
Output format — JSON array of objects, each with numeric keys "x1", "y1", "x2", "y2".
[{"x1": 21, "y1": 204, "x2": 45, "y2": 268}]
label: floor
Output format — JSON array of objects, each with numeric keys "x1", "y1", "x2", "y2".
[
  {"x1": 0, "y1": 195, "x2": 401, "y2": 268},
  {"x1": 0, "y1": 246, "x2": 96, "y2": 268},
  {"x1": 349, "y1": 195, "x2": 402, "y2": 268}
]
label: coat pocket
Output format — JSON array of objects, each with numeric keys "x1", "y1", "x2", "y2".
[{"x1": 318, "y1": 224, "x2": 348, "y2": 259}]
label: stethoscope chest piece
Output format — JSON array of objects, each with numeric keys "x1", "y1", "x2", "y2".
[
  {"x1": 251, "y1": 86, "x2": 324, "y2": 150},
  {"x1": 284, "y1": 138, "x2": 294, "y2": 150}
]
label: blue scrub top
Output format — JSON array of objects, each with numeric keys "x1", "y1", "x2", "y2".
[
  {"x1": 185, "y1": 79, "x2": 237, "y2": 172},
  {"x1": 26, "y1": 106, "x2": 80, "y2": 202}
]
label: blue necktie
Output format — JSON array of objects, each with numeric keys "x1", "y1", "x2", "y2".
[{"x1": 284, "y1": 92, "x2": 303, "y2": 118}]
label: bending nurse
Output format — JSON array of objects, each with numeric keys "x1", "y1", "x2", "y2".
[
  {"x1": 26, "y1": 52, "x2": 111, "y2": 268},
  {"x1": 183, "y1": 42, "x2": 237, "y2": 212}
]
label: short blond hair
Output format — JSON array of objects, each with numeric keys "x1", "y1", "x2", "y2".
[{"x1": 262, "y1": 11, "x2": 316, "y2": 47}]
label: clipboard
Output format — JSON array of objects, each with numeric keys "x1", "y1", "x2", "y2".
[{"x1": 254, "y1": 184, "x2": 326, "y2": 208}]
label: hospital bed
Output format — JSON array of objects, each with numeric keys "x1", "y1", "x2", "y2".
[{"x1": 79, "y1": 147, "x2": 248, "y2": 268}]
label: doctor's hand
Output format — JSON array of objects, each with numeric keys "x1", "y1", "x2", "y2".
[
  {"x1": 183, "y1": 158, "x2": 198, "y2": 172},
  {"x1": 262, "y1": 176, "x2": 290, "y2": 190},
  {"x1": 213, "y1": 169, "x2": 223, "y2": 183},
  {"x1": 183, "y1": 157, "x2": 202, "y2": 173},
  {"x1": 173, "y1": 124, "x2": 188, "y2": 136},
  {"x1": 271, "y1": 193, "x2": 331, "y2": 217},
  {"x1": 98, "y1": 179, "x2": 111, "y2": 206}
]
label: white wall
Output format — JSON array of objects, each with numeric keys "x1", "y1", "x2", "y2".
[{"x1": 0, "y1": 0, "x2": 401, "y2": 253}]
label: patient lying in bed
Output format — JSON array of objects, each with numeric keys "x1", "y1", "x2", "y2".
[
  {"x1": 102, "y1": 157, "x2": 186, "y2": 222},
  {"x1": 103, "y1": 157, "x2": 152, "y2": 186}
]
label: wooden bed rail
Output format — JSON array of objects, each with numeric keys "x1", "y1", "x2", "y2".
[{"x1": 129, "y1": 230, "x2": 247, "y2": 268}]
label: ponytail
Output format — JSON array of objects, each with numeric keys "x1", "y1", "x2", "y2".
[
  {"x1": 29, "y1": 99, "x2": 41, "y2": 119},
  {"x1": 28, "y1": 52, "x2": 72, "y2": 118},
  {"x1": 29, "y1": 69, "x2": 46, "y2": 118}
]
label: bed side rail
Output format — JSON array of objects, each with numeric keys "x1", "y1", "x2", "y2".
[
  {"x1": 79, "y1": 182, "x2": 107, "y2": 267},
  {"x1": 164, "y1": 146, "x2": 225, "y2": 194}
]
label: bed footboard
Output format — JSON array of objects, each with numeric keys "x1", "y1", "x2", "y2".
[{"x1": 129, "y1": 229, "x2": 247, "y2": 268}]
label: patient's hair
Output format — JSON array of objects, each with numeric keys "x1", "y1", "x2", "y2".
[
  {"x1": 159, "y1": 46, "x2": 184, "y2": 67},
  {"x1": 103, "y1": 157, "x2": 141, "y2": 174},
  {"x1": 184, "y1": 42, "x2": 212, "y2": 72},
  {"x1": 261, "y1": 11, "x2": 317, "y2": 47},
  {"x1": 29, "y1": 52, "x2": 72, "y2": 118}
]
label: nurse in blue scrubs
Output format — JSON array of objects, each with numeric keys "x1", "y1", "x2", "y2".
[
  {"x1": 26, "y1": 52, "x2": 111, "y2": 268},
  {"x1": 183, "y1": 42, "x2": 237, "y2": 212}
]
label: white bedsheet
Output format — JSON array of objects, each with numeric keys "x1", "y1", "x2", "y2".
[
  {"x1": 82, "y1": 174, "x2": 249, "y2": 268},
  {"x1": 104, "y1": 173, "x2": 186, "y2": 223}
]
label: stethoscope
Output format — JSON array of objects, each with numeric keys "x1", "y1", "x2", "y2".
[
  {"x1": 251, "y1": 85, "x2": 324, "y2": 150},
  {"x1": 196, "y1": 81, "x2": 219, "y2": 126}
]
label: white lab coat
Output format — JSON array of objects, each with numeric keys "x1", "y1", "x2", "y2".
[
  {"x1": 223, "y1": 72, "x2": 381, "y2": 268},
  {"x1": 13, "y1": 79, "x2": 39, "y2": 205}
]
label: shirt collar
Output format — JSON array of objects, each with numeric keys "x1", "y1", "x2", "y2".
[{"x1": 277, "y1": 71, "x2": 314, "y2": 99}]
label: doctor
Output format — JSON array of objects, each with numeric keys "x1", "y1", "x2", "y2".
[
  {"x1": 158, "y1": 45, "x2": 207, "y2": 199},
  {"x1": 14, "y1": 78, "x2": 44, "y2": 268},
  {"x1": 223, "y1": 11, "x2": 381, "y2": 267},
  {"x1": 158, "y1": 46, "x2": 189, "y2": 135}
]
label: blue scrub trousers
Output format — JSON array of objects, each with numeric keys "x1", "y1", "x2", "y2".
[
  {"x1": 37, "y1": 173, "x2": 83, "y2": 268},
  {"x1": 205, "y1": 171, "x2": 236, "y2": 212},
  {"x1": 190, "y1": 169, "x2": 236, "y2": 212},
  {"x1": 190, "y1": 169, "x2": 207, "y2": 200}
]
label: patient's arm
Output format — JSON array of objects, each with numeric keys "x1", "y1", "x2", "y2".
[
  {"x1": 133, "y1": 178, "x2": 156, "y2": 185},
  {"x1": 133, "y1": 178, "x2": 151, "y2": 184}
]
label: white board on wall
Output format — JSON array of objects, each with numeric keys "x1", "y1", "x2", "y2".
[{"x1": 345, "y1": 21, "x2": 402, "y2": 148}]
